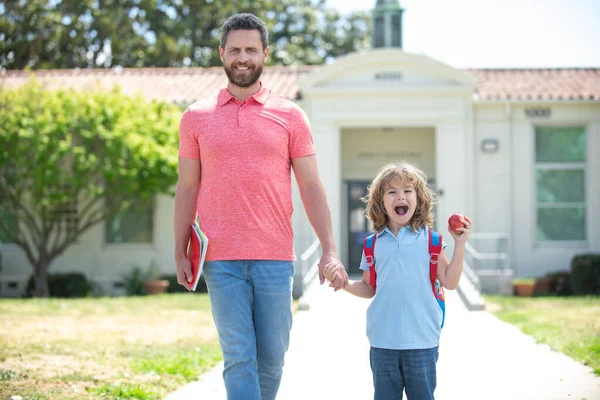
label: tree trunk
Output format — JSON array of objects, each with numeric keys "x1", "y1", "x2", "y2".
[{"x1": 34, "y1": 262, "x2": 50, "y2": 298}]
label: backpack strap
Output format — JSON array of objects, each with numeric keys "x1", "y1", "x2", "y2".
[
  {"x1": 363, "y1": 233, "x2": 377, "y2": 290},
  {"x1": 428, "y1": 228, "x2": 446, "y2": 328}
]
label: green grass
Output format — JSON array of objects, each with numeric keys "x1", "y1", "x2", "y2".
[
  {"x1": 0, "y1": 293, "x2": 221, "y2": 399},
  {"x1": 133, "y1": 345, "x2": 223, "y2": 381},
  {"x1": 484, "y1": 295, "x2": 600, "y2": 374},
  {"x1": 91, "y1": 383, "x2": 159, "y2": 400}
]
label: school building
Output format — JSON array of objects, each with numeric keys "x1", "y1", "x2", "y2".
[{"x1": 1, "y1": 0, "x2": 599, "y2": 299}]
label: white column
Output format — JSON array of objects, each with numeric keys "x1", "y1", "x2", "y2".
[
  {"x1": 313, "y1": 122, "x2": 342, "y2": 252},
  {"x1": 436, "y1": 121, "x2": 469, "y2": 225}
]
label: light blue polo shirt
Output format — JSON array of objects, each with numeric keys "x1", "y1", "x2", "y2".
[{"x1": 360, "y1": 226, "x2": 447, "y2": 350}]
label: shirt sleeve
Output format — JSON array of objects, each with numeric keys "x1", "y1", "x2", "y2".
[
  {"x1": 178, "y1": 108, "x2": 201, "y2": 159},
  {"x1": 289, "y1": 104, "x2": 316, "y2": 159},
  {"x1": 359, "y1": 251, "x2": 369, "y2": 272}
]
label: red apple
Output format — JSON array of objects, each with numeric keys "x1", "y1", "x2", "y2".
[{"x1": 448, "y1": 213, "x2": 467, "y2": 234}]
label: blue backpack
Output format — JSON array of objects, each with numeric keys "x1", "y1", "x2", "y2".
[{"x1": 363, "y1": 228, "x2": 446, "y2": 328}]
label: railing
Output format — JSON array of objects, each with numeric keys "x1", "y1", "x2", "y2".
[
  {"x1": 459, "y1": 232, "x2": 513, "y2": 300},
  {"x1": 461, "y1": 254, "x2": 482, "y2": 293},
  {"x1": 465, "y1": 233, "x2": 511, "y2": 273},
  {"x1": 292, "y1": 237, "x2": 321, "y2": 299}
]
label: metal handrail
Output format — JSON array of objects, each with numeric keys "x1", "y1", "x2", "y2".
[
  {"x1": 465, "y1": 242, "x2": 507, "y2": 261},
  {"x1": 461, "y1": 259, "x2": 481, "y2": 290},
  {"x1": 301, "y1": 238, "x2": 321, "y2": 261},
  {"x1": 469, "y1": 233, "x2": 510, "y2": 240},
  {"x1": 301, "y1": 238, "x2": 321, "y2": 286},
  {"x1": 293, "y1": 237, "x2": 321, "y2": 299}
]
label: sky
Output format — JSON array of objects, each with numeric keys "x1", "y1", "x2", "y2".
[{"x1": 325, "y1": 0, "x2": 600, "y2": 69}]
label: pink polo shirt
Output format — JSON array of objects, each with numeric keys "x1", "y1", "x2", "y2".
[{"x1": 178, "y1": 85, "x2": 316, "y2": 261}]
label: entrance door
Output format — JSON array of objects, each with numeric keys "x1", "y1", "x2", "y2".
[{"x1": 346, "y1": 181, "x2": 371, "y2": 275}]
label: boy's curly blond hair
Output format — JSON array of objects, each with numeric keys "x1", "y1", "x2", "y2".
[{"x1": 362, "y1": 162, "x2": 435, "y2": 233}]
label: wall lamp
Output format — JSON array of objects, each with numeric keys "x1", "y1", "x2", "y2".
[{"x1": 481, "y1": 138, "x2": 499, "y2": 153}]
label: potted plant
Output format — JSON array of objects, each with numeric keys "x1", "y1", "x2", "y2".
[
  {"x1": 513, "y1": 278, "x2": 536, "y2": 297},
  {"x1": 142, "y1": 260, "x2": 170, "y2": 295}
]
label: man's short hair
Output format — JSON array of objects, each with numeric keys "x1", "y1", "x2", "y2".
[{"x1": 220, "y1": 13, "x2": 269, "y2": 50}]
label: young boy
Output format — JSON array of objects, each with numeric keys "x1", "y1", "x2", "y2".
[{"x1": 324, "y1": 162, "x2": 472, "y2": 400}]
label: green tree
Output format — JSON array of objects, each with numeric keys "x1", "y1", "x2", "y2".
[
  {"x1": 0, "y1": 80, "x2": 181, "y2": 297},
  {"x1": 0, "y1": 0, "x2": 370, "y2": 69}
]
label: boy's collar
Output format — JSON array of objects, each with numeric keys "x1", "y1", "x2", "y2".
[{"x1": 377, "y1": 226, "x2": 424, "y2": 237}]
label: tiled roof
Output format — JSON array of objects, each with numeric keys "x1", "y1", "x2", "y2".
[
  {"x1": 0, "y1": 66, "x2": 313, "y2": 104},
  {"x1": 466, "y1": 68, "x2": 600, "y2": 101},
  {"x1": 1, "y1": 66, "x2": 599, "y2": 103}
]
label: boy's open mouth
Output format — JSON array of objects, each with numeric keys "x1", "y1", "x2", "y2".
[{"x1": 395, "y1": 205, "x2": 408, "y2": 216}]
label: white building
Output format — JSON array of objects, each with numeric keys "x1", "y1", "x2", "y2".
[{"x1": 1, "y1": 1, "x2": 599, "y2": 298}]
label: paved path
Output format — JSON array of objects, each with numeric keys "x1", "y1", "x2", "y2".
[{"x1": 166, "y1": 282, "x2": 600, "y2": 400}]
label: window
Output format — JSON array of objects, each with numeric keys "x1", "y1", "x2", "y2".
[
  {"x1": 535, "y1": 126, "x2": 586, "y2": 242},
  {"x1": 0, "y1": 211, "x2": 14, "y2": 243},
  {"x1": 374, "y1": 16, "x2": 385, "y2": 48},
  {"x1": 105, "y1": 199, "x2": 153, "y2": 244},
  {"x1": 391, "y1": 14, "x2": 402, "y2": 47},
  {"x1": 0, "y1": 168, "x2": 15, "y2": 243}
]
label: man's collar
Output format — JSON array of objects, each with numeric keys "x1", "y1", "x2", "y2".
[{"x1": 217, "y1": 83, "x2": 268, "y2": 106}]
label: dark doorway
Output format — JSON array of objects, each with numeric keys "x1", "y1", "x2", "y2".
[{"x1": 346, "y1": 181, "x2": 371, "y2": 275}]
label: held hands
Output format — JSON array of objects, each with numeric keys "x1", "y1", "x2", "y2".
[{"x1": 318, "y1": 253, "x2": 348, "y2": 291}]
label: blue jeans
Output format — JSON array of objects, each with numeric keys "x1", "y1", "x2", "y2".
[
  {"x1": 203, "y1": 260, "x2": 294, "y2": 400},
  {"x1": 370, "y1": 346, "x2": 439, "y2": 400}
]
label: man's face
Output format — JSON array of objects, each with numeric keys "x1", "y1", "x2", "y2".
[{"x1": 219, "y1": 29, "x2": 268, "y2": 88}]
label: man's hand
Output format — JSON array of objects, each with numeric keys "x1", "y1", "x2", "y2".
[
  {"x1": 318, "y1": 253, "x2": 348, "y2": 291},
  {"x1": 175, "y1": 256, "x2": 194, "y2": 290}
]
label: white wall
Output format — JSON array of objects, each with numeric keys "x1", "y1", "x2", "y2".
[
  {"x1": 473, "y1": 101, "x2": 600, "y2": 277},
  {"x1": 0, "y1": 194, "x2": 176, "y2": 297}
]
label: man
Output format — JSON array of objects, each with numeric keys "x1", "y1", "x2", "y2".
[{"x1": 173, "y1": 13, "x2": 348, "y2": 400}]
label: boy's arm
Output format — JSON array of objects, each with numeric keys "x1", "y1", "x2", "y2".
[
  {"x1": 437, "y1": 244, "x2": 465, "y2": 290},
  {"x1": 324, "y1": 265, "x2": 375, "y2": 298},
  {"x1": 345, "y1": 271, "x2": 376, "y2": 299},
  {"x1": 437, "y1": 216, "x2": 472, "y2": 290}
]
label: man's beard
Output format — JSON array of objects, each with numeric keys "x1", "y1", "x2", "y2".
[{"x1": 224, "y1": 63, "x2": 263, "y2": 88}]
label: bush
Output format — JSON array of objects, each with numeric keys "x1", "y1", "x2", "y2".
[
  {"x1": 570, "y1": 254, "x2": 600, "y2": 295},
  {"x1": 546, "y1": 271, "x2": 572, "y2": 296},
  {"x1": 25, "y1": 273, "x2": 92, "y2": 298},
  {"x1": 121, "y1": 267, "x2": 146, "y2": 296}
]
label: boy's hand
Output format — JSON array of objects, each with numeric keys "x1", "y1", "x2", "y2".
[{"x1": 448, "y1": 215, "x2": 472, "y2": 243}]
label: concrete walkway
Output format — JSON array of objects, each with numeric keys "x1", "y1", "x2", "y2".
[{"x1": 165, "y1": 282, "x2": 600, "y2": 400}]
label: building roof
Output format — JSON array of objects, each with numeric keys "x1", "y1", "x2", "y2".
[
  {"x1": 467, "y1": 68, "x2": 600, "y2": 101},
  {"x1": 1, "y1": 66, "x2": 599, "y2": 103}
]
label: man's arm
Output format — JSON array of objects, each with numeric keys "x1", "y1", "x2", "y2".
[
  {"x1": 173, "y1": 157, "x2": 201, "y2": 289},
  {"x1": 292, "y1": 155, "x2": 348, "y2": 289}
]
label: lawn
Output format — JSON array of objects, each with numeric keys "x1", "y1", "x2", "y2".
[
  {"x1": 484, "y1": 295, "x2": 600, "y2": 375},
  {"x1": 0, "y1": 294, "x2": 221, "y2": 400}
]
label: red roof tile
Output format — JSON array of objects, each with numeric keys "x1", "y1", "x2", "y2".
[
  {"x1": 1, "y1": 66, "x2": 599, "y2": 103},
  {"x1": 465, "y1": 68, "x2": 600, "y2": 101},
  {"x1": 0, "y1": 66, "x2": 313, "y2": 104}
]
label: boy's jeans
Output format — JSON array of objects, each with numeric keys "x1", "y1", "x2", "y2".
[
  {"x1": 370, "y1": 346, "x2": 439, "y2": 400},
  {"x1": 203, "y1": 260, "x2": 294, "y2": 400}
]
